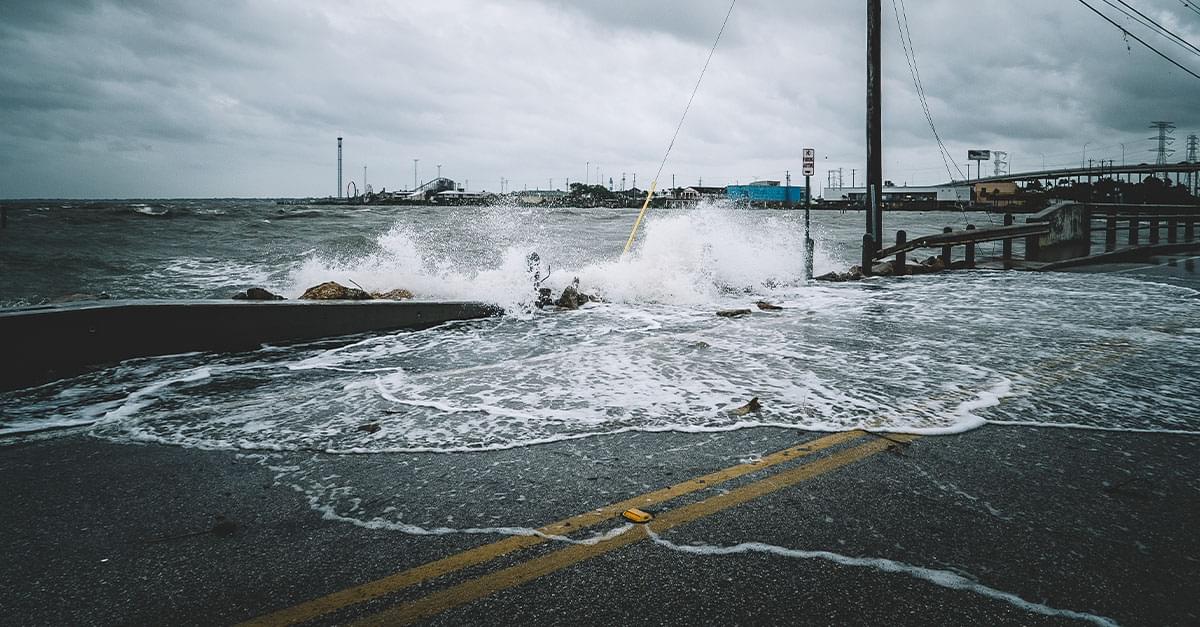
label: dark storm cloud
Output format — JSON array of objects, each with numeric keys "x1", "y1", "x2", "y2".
[{"x1": 1, "y1": 0, "x2": 1199, "y2": 197}]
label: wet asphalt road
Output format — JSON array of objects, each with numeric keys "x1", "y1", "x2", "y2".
[{"x1": 2, "y1": 423, "x2": 1198, "y2": 626}]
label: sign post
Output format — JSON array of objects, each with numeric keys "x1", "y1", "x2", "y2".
[{"x1": 803, "y1": 148, "x2": 816, "y2": 280}]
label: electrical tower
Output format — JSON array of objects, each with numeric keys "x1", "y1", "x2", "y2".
[
  {"x1": 1150, "y1": 121, "x2": 1176, "y2": 166},
  {"x1": 992, "y1": 151, "x2": 1009, "y2": 177},
  {"x1": 1187, "y1": 134, "x2": 1198, "y2": 195}
]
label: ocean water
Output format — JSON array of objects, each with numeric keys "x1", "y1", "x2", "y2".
[{"x1": 1, "y1": 199, "x2": 1198, "y2": 448}]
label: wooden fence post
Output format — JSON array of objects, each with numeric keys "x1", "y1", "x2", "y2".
[
  {"x1": 965, "y1": 224, "x2": 976, "y2": 267},
  {"x1": 862, "y1": 233, "x2": 874, "y2": 277},
  {"x1": 1003, "y1": 214, "x2": 1014, "y2": 261},
  {"x1": 941, "y1": 226, "x2": 953, "y2": 267},
  {"x1": 895, "y1": 230, "x2": 907, "y2": 276}
]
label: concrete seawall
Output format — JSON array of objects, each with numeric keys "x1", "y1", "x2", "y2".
[{"x1": 0, "y1": 299, "x2": 502, "y2": 390}]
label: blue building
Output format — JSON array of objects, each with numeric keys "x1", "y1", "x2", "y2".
[{"x1": 726, "y1": 181, "x2": 808, "y2": 205}]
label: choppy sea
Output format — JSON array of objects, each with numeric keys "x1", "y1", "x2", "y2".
[{"x1": 1, "y1": 199, "x2": 1198, "y2": 448}]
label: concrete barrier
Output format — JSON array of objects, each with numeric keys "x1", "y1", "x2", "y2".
[
  {"x1": 1025, "y1": 201, "x2": 1091, "y2": 262},
  {"x1": 0, "y1": 300, "x2": 502, "y2": 390}
]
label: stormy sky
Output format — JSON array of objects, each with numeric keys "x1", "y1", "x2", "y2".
[{"x1": 2, "y1": 0, "x2": 1200, "y2": 198}]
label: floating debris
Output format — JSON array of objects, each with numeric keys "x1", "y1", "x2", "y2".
[
  {"x1": 755, "y1": 301, "x2": 784, "y2": 311},
  {"x1": 731, "y1": 397, "x2": 762, "y2": 416},
  {"x1": 622, "y1": 508, "x2": 653, "y2": 524},
  {"x1": 717, "y1": 309, "x2": 752, "y2": 318},
  {"x1": 357, "y1": 423, "x2": 382, "y2": 434}
]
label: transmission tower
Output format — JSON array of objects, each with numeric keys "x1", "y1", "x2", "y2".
[
  {"x1": 1187, "y1": 134, "x2": 1198, "y2": 195},
  {"x1": 1150, "y1": 121, "x2": 1176, "y2": 166},
  {"x1": 992, "y1": 151, "x2": 1009, "y2": 177}
]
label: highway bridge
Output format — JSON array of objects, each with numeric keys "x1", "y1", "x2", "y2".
[{"x1": 960, "y1": 161, "x2": 1200, "y2": 187}]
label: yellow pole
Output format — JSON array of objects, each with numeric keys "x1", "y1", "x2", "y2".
[{"x1": 622, "y1": 181, "x2": 658, "y2": 255}]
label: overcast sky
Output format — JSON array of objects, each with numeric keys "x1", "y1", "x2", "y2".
[{"x1": 2, "y1": 0, "x2": 1200, "y2": 198}]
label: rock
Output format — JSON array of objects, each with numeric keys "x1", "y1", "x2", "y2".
[
  {"x1": 300, "y1": 281, "x2": 373, "y2": 301},
  {"x1": 357, "y1": 423, "x2": 381, "y2": 434},
  {"x1": 371, "y1": 289, "x2": 414, "y2": 300},
  {"x1": 755, "y1": 301, "x2": 784, "y2": 311},
  {"x1": 233, "y1": 287, "x2": 285, "y2": 301},
  {"x1": 871, "y1": 261, "x2": 895, "y2": 277},
  {"x1": 717, "y1": 309, "x2": 752, "y2": 318},
  {"x1": 814, "y1": 271, "x2": 843, "y2": 282},
  {"x1": 923, "y1": 257, "x2": 947, "y2": 272},
  {"x1": 556, "y1": 285, "x2": 584, "y2": 310},
  {"x1": 731, "y1": 397, "x2": 762, "y2": 416}
]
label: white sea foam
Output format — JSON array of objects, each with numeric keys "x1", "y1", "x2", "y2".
[
  {"x1": 282, "y1": 204, "x2": 833, "y2": 311},
  {"x1": 646, "y1": 530, "x2": 1120, "y2": 627}
]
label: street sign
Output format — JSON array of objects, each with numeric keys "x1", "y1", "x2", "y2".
[
  {"x1": 803, "y1": 148, "x2": 815, "y2": 163},
  {"x1": 803, "y1": 165, "x2": 815, "y2": 176},
  {"x1": 968, "y1": 149, "x2": 991, "y2": 161}
]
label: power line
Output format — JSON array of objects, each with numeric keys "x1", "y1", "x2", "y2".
[
  {"x1": 650, "y1": 0, "x2": 737, "y2": 189},
  {"x1": 1103, "y1": 0, "x2": 1200, "y2": 58},
  {"x1": 1076, "y1": 0, "x2": 1200, "y2": 81},
  {"x1": 891, "y1": 0, "x2": 963, "y2": 181},
  {"x1": 1181, "y1": 0, "x2": 1200, "y2": 19},
  {"x1": 890, "y1": 0, "x2": 974, "y2": 224}
]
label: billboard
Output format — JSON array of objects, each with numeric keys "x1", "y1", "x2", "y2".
[{"x1": 968, "y1": 150, "x2": 992, "y2": 161}]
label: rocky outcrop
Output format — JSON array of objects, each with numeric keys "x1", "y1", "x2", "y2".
[
  {"x1": 554, "y1": 283, "x2": 602, "y2": 310},
  {"x1": 717, "y1": 309, "x2": 752, "y2": 318},
  {"x1": 232, "y1": 287, "x2": 285, "y2": 301},
  {"x1": 299, "y1": 281, "x2": 373, "y2": 300},
  {"x1": 371, "y1": 289, "x2": 414, "y2": 300},
  {"x1": 816, "y1": 255, "x2": 950, "y2": 282},
  {"x1": 556, "y1": 285, "x2": 583, "y2": 310},
  {"x1": 755, "y1": 301, "x2": 783, "y2": 311}
]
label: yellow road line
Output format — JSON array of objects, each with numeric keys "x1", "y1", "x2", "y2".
[
  {"x1": 355, "y1": 434, "x2": 918, "y2": 626},
  {"x1": 240, "y1": 429, "x2": 865, "y2": 627}
]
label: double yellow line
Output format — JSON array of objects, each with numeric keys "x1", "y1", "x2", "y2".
[{"x1": 242, "y1": 430, "x2": 914, "y2": 626}]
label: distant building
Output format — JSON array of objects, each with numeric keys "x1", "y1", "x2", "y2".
[
  {"x1": 726, "y1": 184, "x2": 808, "y2": 205},
  {"x1": 678, "y1": 186, "x2": 727, "y2": 201},
  {"x1": 822, "y1": 184, "x2": 971, "y2": 206},
  {"x1": 515, "y1": 189, "x2": 568, "y2": 205},
  {"x1": 974, "y1": 181, "x2": 1018, "y2": 198}
]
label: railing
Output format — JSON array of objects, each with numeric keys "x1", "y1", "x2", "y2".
[
  {"x1": 864, "y1": 202, "x2": 1200, "y2": 276},
  {"x1": 1092, "y1": 209, "x2": 1198, "y2": 251},
  {"x1": 865, "y1": 213, "x2": 1049, "y2": 275}
]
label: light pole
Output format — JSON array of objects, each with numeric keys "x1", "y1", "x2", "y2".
[
  {"x1": 437, "y1": 164, "x2": 442, "y2": 179},
  {"x1": 1120, "y1": 143, "x2": 1126, "y2": 166},
  {"x1": 413, "y1": 159, "x2": 419, "y2": 191}
]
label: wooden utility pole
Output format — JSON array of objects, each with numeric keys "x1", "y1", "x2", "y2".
[{"x1": 866, "y1": 0, "x2": 883, "y2": 263}]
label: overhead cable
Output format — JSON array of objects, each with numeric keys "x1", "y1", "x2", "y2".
[{"x1": 1077, "y1": 0, "x2": 1200, "y2": 81}]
